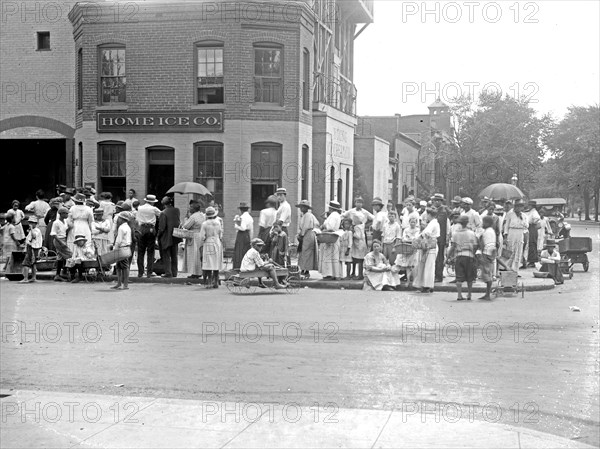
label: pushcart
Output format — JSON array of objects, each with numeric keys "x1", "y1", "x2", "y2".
[
  {"x1": 491, "y1": 271, "x2": 525, "y2": 298},
  {"x1": 225, "y1": 264, "x2": 300, "y2": 294},
  {"x1": 558, "y1": 237, "x2": 592, "y2": 272}
]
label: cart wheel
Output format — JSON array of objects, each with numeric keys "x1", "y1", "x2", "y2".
[
  {"x1": 583, "y1": 259, "x2": 589, "y2": 272},
  {"x1": 239, "y1": 277, "x2": 255, "y2": 293},
  {"x1": 285, "y1": 278, "x2": 301, "y2": 294},
  {"x1": 225, "y1": 280, "x2": 238, "y2": 293}
]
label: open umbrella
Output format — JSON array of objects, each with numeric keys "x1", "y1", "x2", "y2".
[
  {"x1": 167, "y1": 182, "x2": 211, "y2": 196},
  {"x1": 478, "y1": 183, "x2": 524, "y2": 201}
]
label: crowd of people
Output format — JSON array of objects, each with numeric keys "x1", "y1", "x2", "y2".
[{"x1": 1, "y1": 186, "x2": 571, "y2": 296}]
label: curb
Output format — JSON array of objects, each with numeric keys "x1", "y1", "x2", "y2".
[{"x1": 1, "y1": 272, "x2": 556, "y2": 292}]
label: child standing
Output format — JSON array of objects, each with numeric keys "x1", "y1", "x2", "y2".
[
  {"x1": 382, "y1": 211, "x2": 402, "y2": 264},
  {"x1": 50, "y1": 206, "x2": 72, "y2": 281},
  {"x1": 111, "y1": 212, "x2": 134, "y2": 290},
  {"x1": 269, "y1": 221, "x2": 289, "y2": 267},
  {"x1": 19, "y1": 217, "x2": 43, "y2": 283},
  {"x1": 339, "y1": 218, "x2": 353, "y2": 279},
  {"x1": 351, "y1": 215, "x2": 368, "y2": 280}
]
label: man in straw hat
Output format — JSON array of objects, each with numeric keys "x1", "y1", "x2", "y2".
[
  {"x1": 318, "y1": 201, "x2": 343, "y2": 281},
  {"x1": 274, "y1": 187, "x2": 291, "y2": 234},
  {"x1": 240, "y1": 238, "x2": 285, "y2": 289},
  {"x1": 539, "y1": 239, "x2": 564, "y2": 284},
  {"x1": 136, "y1": 194, "x2": 161, "y2": 277}
]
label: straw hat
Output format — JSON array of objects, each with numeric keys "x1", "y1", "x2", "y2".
[
  {"x1": 205, "y1": 207, "x2": 217, "y2": 218},
  {"x1": 144, "y1": 194, "x2": 158, "y2": 203},
  {"x1": 275, "y1": 188, "x2": 287, "y2": 195},
  {"x1": 73, "y1": 234, "x2": 87, "y2": 243},
  {"x1": 328, "y1": 200, "x2": 342, "y2": 211},
  {"x1": 295, "y1": 200, "x2": 312, "y2": 209},
  {"x1": 251, "y1": 238, "x2": 265, "y2": 246}
]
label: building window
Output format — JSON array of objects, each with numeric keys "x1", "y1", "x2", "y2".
[
  {"x1": 98, "y1": 141, "x2": 126, "y2": 202},
  {"x1": 251, "y1": 143, "x2": 282, "y2": 211},
  {"x1": 301, "y1": 145, "x2": 309, "y2": 200},
  {"x1": 99, "y1": 142, "x2": 126, "y2": 177},
  {"x1": 99, "y1": 47, "x2": 126, "y2": 104},
  {"x1": 77, "y1": 48, "x2": 83, "y2": 109},
  {"x1": 329, "y1": 166, "x2": 335, "y2": 201},
  {"x1": 197, "y1": 44, "x2": 224, "y2": 104},
  {"x1": 302, "y1": 49, "x2": 310, "y2": 110},
  {"x1": 254, "y1": 45, "x2": 282, "y2": 104},
  {"x1": 195, "y1": 141, "x2": 224, "y2": 208},
  {"x1": 345, "y1": 168, "x2": 350, "y2": 210},
  {"x1": 37, "y1": 32, "x2": 50, "y2": 50}
]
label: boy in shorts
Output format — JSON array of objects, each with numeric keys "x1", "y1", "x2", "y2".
[
  {"x1": 447, "y1": 215, "x2": 478, "y2": 300},
  {"x1": 20, "y1": 216, "x2": 44, "y2": 283}
]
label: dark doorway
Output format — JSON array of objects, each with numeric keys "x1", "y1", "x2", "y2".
[
  {"x1": 1, "y1": 139, "x2": 66, "y2": 208},
  {"x1": 147, "y1": 147, "x2": 175, "y2": 200}
]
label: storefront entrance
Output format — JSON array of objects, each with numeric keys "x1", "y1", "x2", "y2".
[
  {"x1": 1, "y1": 138, "x2": 68, "y2": 207},
  {"x1": 147, "y1": 147, "x2": 175, "y2": 200}
]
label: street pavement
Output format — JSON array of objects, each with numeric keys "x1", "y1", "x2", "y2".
[{"x1": 1, "y1": 221, "x2": 598, "y2": 448}]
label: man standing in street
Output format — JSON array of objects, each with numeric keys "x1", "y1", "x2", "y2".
[
  {"x1": 136, "y1": 194, "x2": 161, "y2": 278},
  {"x1": 275, "y1": 187, "x2": 291, "y2": 235},
  {"x1": 157, "y1": 196, "x2": 181, "y2": 278},
  {"x1": 523, "y1": 200, "x2": 541, "y2": 268},
  {"x1": 460, "y1": 197, "x2": 482, "y2": 236},
  {"x1": 431, "y1": 193, "x2": 451, "y2": 283}
]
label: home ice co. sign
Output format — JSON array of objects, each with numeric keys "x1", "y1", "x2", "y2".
[{"x1": 97, "y1": 112, "x2": 223, "y2": 133}]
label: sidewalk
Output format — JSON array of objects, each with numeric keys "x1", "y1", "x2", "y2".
[{"x1": 1, "y1": 389, "x2": 594, "y2": 448}]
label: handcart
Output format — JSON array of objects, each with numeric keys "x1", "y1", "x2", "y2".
[
  {"x1": 558, "y1": 237, "x2": 592, "y2": 272},
  {"x1": 225, "y1": 263, "x2": 300, "y2": 294},
  {"x1": 491, "y1": 271, "x2": 525, "y2": 298}
]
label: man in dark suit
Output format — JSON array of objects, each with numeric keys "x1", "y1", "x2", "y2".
[{"x1": 157, "y1": 196, "x2": 181, "y2": 278}]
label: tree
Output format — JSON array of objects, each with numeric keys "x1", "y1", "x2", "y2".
[
  {"x1": 438, "y1": 92, "x2": 550, "y2": 199},
  {"x1": 545, "y1": 105, "x2": 600, "y2": 221}
]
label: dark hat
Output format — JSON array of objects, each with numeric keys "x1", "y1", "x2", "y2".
[
  {"x1": 514, "y1": 199, "x2": 525, "y2": 207},
  {"x1": 371, "y1": 197, "x2": 384, "y2": 206},
  {"x1": 73, "y1": 193, "x2": 86, "y2": 203},
  {"x1": 545, "y1": 239, "x2": 557, "y2": 247},
  {"x1": 64, "y1": 187, "x2": 75, "y2": 195},
  {"x1": 93, "y1": 207, "x2": 104, "y2": 215},
  {"x1": 295, "y1": 200, "x2": 312, "y2": 209},
  {"x1": 528, "y1": 200, "x2": 537, "y2": 206},
  {"x1": 328, "y1": 200, "x2": 342, "y2": 211},
  {"x1": 238, "y1": 202, "x2": 249, "y2": 210},
  {"x1": 265, "y1": 195, "x2": 278, "y2": 206}
]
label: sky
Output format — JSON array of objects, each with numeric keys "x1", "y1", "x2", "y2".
[{"x1": 353, "y1": 0, "x2": 600, "y2": 119}]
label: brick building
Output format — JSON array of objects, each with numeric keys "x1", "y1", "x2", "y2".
[
  {"x1": 0, "y1": 0, "x2": 79, "y2": 205},
  {"x1": 67, "y1": 0, "x2": 373, "y2": 248}
]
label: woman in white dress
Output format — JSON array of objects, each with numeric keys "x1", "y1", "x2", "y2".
[
  {"x1": 394, "y1": 217, "x2": 420, "y2": 288},
  {"x1": 6, "y1": 200, "x2": 25, "y2": 242},
  {"x1": 318, "y1": 201, "x2": 342, "y2": 281},
  {"x1": 503, "y1": 199, "x2": 529, "y2": 275},
  {"x1": 198, "y1": 207, "x2": 223, "y2": 288},
  {"x1": 66, "y1": 193, "x2": 93, "y2": 254},
  {"x1": 413, "y1": 208, "x2": 440, "y2": 293},
  {"x1": 182, "y1": 202, "x2": 206, "y2": 278},
  {"x1": 363, "y1": 240, "x2": 400, "y2": 291}
]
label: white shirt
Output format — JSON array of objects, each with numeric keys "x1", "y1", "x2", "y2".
[
  {"x1": 276, "y1": 200, "x2": 292, "y2": 228},
  {"x1": 422, "y1": 218, "x2": 440, "y2": 239},
  {"x1": 115, "y1": 222, "x2": 132, "y2": 248},
  {"x1": 25, "y1": 200, "x2": 50, "y2": 220},
  {"x1": 50, "y1": 219, "x2": 68, "y2": 239},
  {"x1": 240, "y1": 247, "x2": 265, "y2": 272},
  {"x1": 322, "y1": 211, "x2": 341, "y2": 232},
  {"x1": 259, "y1": 207, "x2": 277, "y2": 228},
  {"x1": 136, "y1": 203, "x2": 161, "y2": 225},
  {"x1": 342, "y1": 208, "x2": 374, "y2": 224},
  {"x1": 235, "y1": 211, "x2": 254, "y2": 238},
  {"x1": 372, "y1": 210, "x2": 388, "y2": 231}
]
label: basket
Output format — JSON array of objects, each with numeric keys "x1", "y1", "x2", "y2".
[
  {"x1": 36, "y1": 249, "x2": 57, "y2": 271},
  {"x1": 173, "y1": 227, "x2": 195, "y2": 239},
  {"x1": 533, "y1": 271, "x2": 550, "y2": 278},
  {"x1": 316, "y1": 232, "x2": 339, "y2": 244},
  {"x1": 394, "y1": 241, "x2": 416, "y2": 255},
  {"x1": 99, "y1": 246, "x2": 132, "y2": 265}
]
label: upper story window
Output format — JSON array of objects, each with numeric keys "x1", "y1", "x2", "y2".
[
  {"x1": 197, "y1": 43, "x2": 224, "y2": 104},
  {"x1": 254, "y1": 45, "x2": 282, "y2": 104},
  {"x1": 37, "y1": 32, "x2": 50, "y2": 50},
  {"x1": 100, "y1": 46, "x2": 126, "y2": 104},
  {"x1": 77, "y1": 49, "x2": 83, "y2": 109},
  {"x1": 302, "y1": 49, "x2": 310, "y2": 110}
]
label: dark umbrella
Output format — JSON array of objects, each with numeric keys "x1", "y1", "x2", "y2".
[{"x1": 478, "y1": 183, "x2": 525, "y2": 201}]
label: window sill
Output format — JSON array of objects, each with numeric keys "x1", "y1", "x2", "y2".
[
  {"x1": 36, "y1": 48, "x2": 51, "y2": 51},
  {"x1": 250, "y1": 104, "x2": 285, "y2": 111},
  {"x1": 96, "y1": 105, "x2": 129, "y2": 111},
  {"x1": 190, "y1": 104, "x2": 226, "y2": 110}
]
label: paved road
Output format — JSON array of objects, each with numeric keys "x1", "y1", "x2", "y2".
[{"x1": 1, "y1": 222, "x2": 598, "y2": 447}]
